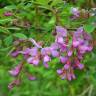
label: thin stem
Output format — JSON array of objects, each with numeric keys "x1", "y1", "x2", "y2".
[
  {"x1": 88, "y1": 85, "x2": 94, "y2": 96},
  {"x1": 77, "y1": 85, "x2": 92, "y2": 96}
]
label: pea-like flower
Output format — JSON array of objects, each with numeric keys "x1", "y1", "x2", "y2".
[{"x1": 8, "y1": 25, "x2": 93, "y2": 89}]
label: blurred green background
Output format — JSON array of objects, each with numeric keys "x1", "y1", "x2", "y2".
[{"x1": 0, "y1": 0, "x2": 96, "y2": 96}]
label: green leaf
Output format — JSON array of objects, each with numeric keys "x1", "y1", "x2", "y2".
[
  {"x1": 14, "y1": 33, "x2": 27, "y2": 39},
  {"x1": 36, "y1": 0, "x2": 50, "y2": 8},
  {"x1": 36, "y1": 0, "x2": 49, "y2": 5},
  {"x1": 84, "y1": 24, "x2": 96, "y2": 33},
  {"x1": 4, "y1": 5, "x2": 16, "y2": 10},
  {"x1": 0, "y1": 26, "x2": 10, "y2": 34},
  {"x1": 85, "y1": 52, "x2": 96, "y2": 66},
  {"x1": 4, "y1": 35, "x2": 13, "y2": 46},
  {"x1": 0, "y1": 40, "x2": 2, "y2": 47},
  {"x1": 0, "y1": 46, "x2": 12, "y2": 51},
  {"x1": 0, "y1": 18, "x2": 13, "y2": 24},
  {"x1": 48, "y1": 17, "x2": 56, "y2": 25},
  {"x1": 51, "y1": 0, "x2": 62, "y2": 7},
  {"x1": 7, "y1": 27, "x2": 21, "y2": 30}
]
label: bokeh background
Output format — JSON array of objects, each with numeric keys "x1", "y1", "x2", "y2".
[{"x1": 0, "y1": 0, "x2": 96, "y2": 96}]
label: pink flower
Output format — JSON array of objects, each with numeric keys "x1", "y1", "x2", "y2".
[
  {"x1": 41, "y1": 47, "x2": 51, "y2": 55},
  {"x1": 64, "y1": 60, "x2": 70, "y2": 70},
  {"x1": 71, "y1": 7, "x2": 80, "y2": 18},
  {"x1": 64, "y1": 64, "x2": 70, "y2": 70},
  {"x1": 4, "y1": 11, "x2": 12, "y2": 16},
  {"x1": 43, "y1": 62, "x2": 49, "y2": 68},
  {"x1": 43, "y1": 55, "x2": 51, "y2": 63},
  {"x1": 67, "y1": 50, "x2": 73, "y2": 57},
  {"x1": 71, "y1": 73, "x2": 76, "y2": 79},
  {"x1": 74, "y1": 27, "x2": 83, "y2": 37},
  {"x1": 19, "y1": 48, "x2": 30, "y2": 55},
  {"x1": 72, "y1": 40, "x2": 80, "y2": 47},
  {"x1": 86, "y1": 45, "x2": 93, "y2": 52},
  {"x1": 60, "y1": 44, "x2": 67, "y2": 52},
  {"x1": 11, "y1": 50, "x2": 19, "y2": 57},
  {"x1": 77, "y1": 63, "x2": 84, "y2": 70},
  {"x1": 67, "y1": 73, "x2": 72, "y2": 81},
  {"x1": 32, "y1": 59, "x2": 39, "y2": 65},
  {"x1": 27, "y1": 57, "x2": 39, "y2": 65},
  {"x1": 79, "y1": 45, "x2": 88, "y2": 54},
  {"x1": 8, "y1": 82, "x2": 14, "y2": 90},
  {"x1": 57, "y1": 69, "x2": 63, "y2": 74},
  {"x1": 9, "y1": 64, "x2": 22, "y2": 76},
  {"x1": 51, "y1": 50, "x2": 59, "y2": 57},
  {"x1": 75, "y1": 59, "x2": 84, "y2": 69},
  {"x1": 50, "y1": 43, "x2": 59, "y2": 50},
  {"x1": 29, "y1": 47, "x2": 38, "y2": 56},
  {"x1": 56, "y1": 26, "x2": 67, "y2": 37},
  {"x1": 8, "y1": 79, "x2": 20, "y2": 90},
  {"x1": 60, "y1": 56, "x2": 68, "y2": 63},
  {"x1": 28, "y1": 75, "x2": 36, "y2": 80},
  {"x1": 56, "y1": 36, "x2": 64, "y2": 44},
  {"x1": 27, "y1": 57, "x2": 33, "y2": 64}
]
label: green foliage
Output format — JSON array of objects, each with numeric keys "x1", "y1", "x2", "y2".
[
  {"x1": 0, "y1": 0, "x2": 96, "y2": 96},
  {"x1": 4, "y1": 35, "x2": 13, "y2": 46},
  {"x1": 84, "y1": 24, "x2": 96, "y2": 33},
  {"x1": 14, "y1": 33, "x2": 27, "y2": 39}
]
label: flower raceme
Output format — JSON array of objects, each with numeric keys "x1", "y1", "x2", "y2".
[
  {"x1": 9, "y1": 26, "x2": 93, "y2": 89},
  {"x1": 55, "y1": 26, "x2": 92, "y2": 80}
]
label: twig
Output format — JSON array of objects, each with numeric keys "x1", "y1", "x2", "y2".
[
  {"x1": 77, "y1": 85, "x2": 91, "y2": 96},
  {"x1": 88, "y1": 85, "x2": 94, "y2": 96}
]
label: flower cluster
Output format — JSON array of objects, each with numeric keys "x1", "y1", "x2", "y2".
[
  {"x1": 56, "y1": 26, "x2": 92, "y2": 80},
  {"x1": 71, "y1": 7, "x2": 80, "y2": 19},
  {"x1": 8, "y1": 26, "x2": 92, "y2": 89}
]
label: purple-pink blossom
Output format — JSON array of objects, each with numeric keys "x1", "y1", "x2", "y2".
[
  {"x1": 9, "y1": 64, "x2": 22, "y2": 76},
  {"x1": 4, "y1": 11, "x2": 12, "y2": 16},
  {"x1": 8, "y1": 25, "x2": 93, "y2": 87},
  {"x1": 56, "y1": 26, "x2": 67, "y2": 37}
]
